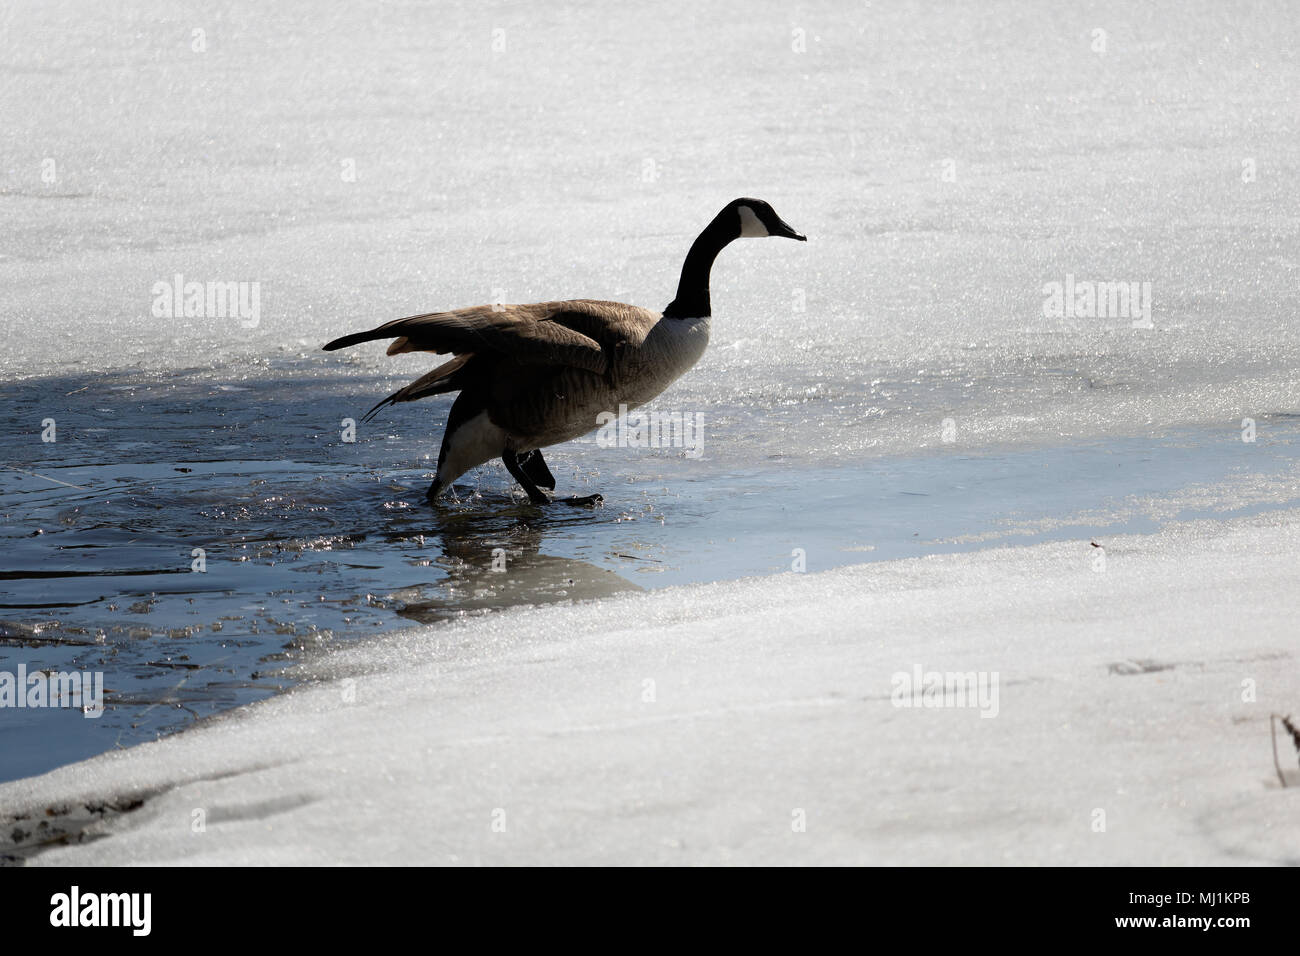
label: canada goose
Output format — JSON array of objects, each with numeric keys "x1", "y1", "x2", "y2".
[{"x1": 324, "y1": 198, "x2": 806, "y2": 505}]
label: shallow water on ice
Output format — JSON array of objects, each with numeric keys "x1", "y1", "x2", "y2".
[
  {"x1": 2, "y1": 0, "x2": 1299, "y2": 780},
  {"x1": 4, "y1": 364, "x2": 1300, "y2": 781}
]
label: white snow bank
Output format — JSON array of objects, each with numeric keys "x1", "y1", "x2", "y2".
[{"x1": 4, "y1": 509, "x2": 1299, "y2": 865}]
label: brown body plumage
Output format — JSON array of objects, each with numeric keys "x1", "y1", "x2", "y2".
[{"x1": 324, "y1": 199, "x2": 805, "y2": 504}]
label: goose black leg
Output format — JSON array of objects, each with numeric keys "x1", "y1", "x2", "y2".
[
  {"x1": 503, "y1": 452, "x2": 603, "y2": 507},
  {"x1": 518, "y1": 450, "x2": 556, "y2": 491},
  {"x1": 503, "y1": 452, "x2": 551, "y2": 504}
]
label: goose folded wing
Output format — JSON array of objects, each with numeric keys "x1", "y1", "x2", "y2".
[
  {"x1": 543, "y1": 299, "x2": 656, "y2": 351},
  {"x1": 324, "y1": 300, "x2": 660, "y2": 374},
  {"x1": 336, "y1": 302, "x2": 620, "y2": 375}
]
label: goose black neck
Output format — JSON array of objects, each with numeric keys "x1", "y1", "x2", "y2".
[{"x1": 663, "y1": 213, "x2": 736, "y2": 319}]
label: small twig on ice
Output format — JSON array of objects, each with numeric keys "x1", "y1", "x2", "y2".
[{"x1": 1271, "y1": 713, "x2": 1300, "y2": 788}]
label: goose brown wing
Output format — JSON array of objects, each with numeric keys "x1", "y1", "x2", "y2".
[{"x1": 323, "y1": 300, "x2": 658, "y2": 376}]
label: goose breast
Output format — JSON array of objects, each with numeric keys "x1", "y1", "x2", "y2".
[{"x1": 489, "y1": 315, "x2": 710, "y2": 450}]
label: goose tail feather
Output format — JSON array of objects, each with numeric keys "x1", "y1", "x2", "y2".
[{"x1": 358, "y1": 354, "x2": 477, "y2": 423}]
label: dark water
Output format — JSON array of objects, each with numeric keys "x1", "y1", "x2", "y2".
[{"x1": 3, "y1": 365, "x2": 1300, "y2": 782}]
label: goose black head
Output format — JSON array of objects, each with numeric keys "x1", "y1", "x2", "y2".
[
  {"x1": 663, "y1": 197, "x2": 807, "y2": 318},
  {"x1": 731, "y1": 197, "x2": 807, "y2": 241}
]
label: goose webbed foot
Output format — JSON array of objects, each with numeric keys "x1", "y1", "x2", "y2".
[
  {"x1": 558, "y1": 493, "x2": 603, "y2": 508},
  {"x1": 503, "y1": 451, "x2": 601, "y2": 507}
]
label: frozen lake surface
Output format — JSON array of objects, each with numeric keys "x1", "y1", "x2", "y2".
[
  {"x1": 6, "y1": 361, "x2": 1300, "y2": 782},
  {"x1": 5, "y1": 505, "x2": 1300, "y2": 865},
  {"x1": 1, "y1": 0, "x2": 1298, "y2": 860}
]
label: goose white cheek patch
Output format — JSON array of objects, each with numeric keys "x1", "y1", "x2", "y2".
[{"x1": 737, "y1": 205, "x2": 768, "y2": 237}]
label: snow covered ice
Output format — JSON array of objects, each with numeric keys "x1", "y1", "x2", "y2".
[
  {"x1": 6, "y1": 511, "x2": 1300, "y2": 865},
  {"x1": 1, "y1": 0, "x2": 1298, "y2": 864}
]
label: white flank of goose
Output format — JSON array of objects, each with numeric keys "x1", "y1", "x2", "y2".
[{"x1": 323, "y1": 198, "x2": 806, "y2": 505}]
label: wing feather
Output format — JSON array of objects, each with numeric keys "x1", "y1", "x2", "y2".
[
  {"x1": 323, "y1": 299, "x2": 659, "y2": 377},
  {"x1": 359, "y1": 354, "x2": 477, "y2": 423},
  {"x1": 324, "y1": 299, "x2": 662, "y2": 421}
]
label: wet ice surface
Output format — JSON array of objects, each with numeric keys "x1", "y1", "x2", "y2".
[
  {"x1": 6, "y1": 507, "x2": 1300, "y2": 866},
  {"x1": 4, "y1": 363, "x2": 1300, "y2": 781},
  {"x1": 2, "y1": 0, "x2": 1299, "y2": 798}
]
